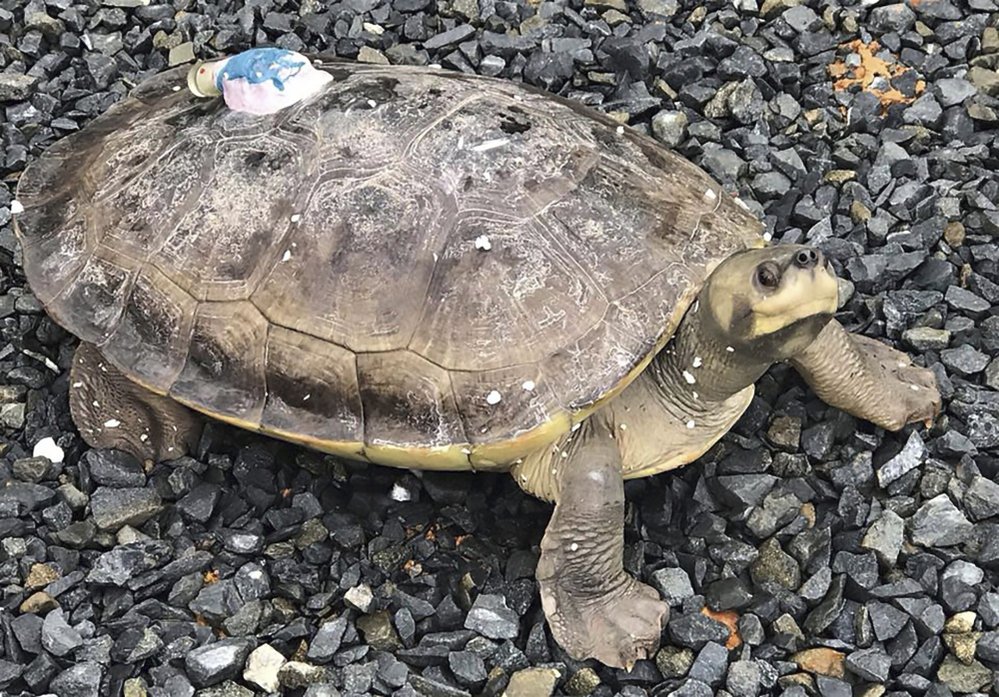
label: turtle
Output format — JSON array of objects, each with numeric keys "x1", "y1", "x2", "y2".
[{"x1": 13, "y1": 48, "x2": 941, "y2": 669}]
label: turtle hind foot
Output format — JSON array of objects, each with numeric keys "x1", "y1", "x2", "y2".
[
  {"x1": 69, "y1": 342, "x2": 202, "y2": 463},
  {"x1": 540, "y1": 573, "x2": 668, "y2": 670},
  {"x1": 791, "y1": 320, "x2": 942, "y2": 432}
]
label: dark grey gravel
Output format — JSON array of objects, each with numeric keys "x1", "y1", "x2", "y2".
[{"x1": 2, "y1": 0, "x2": 999, "y2": 694}]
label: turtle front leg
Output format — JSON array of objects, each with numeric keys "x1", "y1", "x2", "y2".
[
  {"x1": 518, "y1": 421, "x2": 668, "y2": 670},
  {"x1": 790, "y1": 319, "x2": 941, "y2": 431},
  {"x1": 70, "y1": 342, "x2": 202, "y2": 463}
]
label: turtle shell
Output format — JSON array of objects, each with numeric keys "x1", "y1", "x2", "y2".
[{"x1": 14, "y1": 60, "x2": 762, "y2": 470}]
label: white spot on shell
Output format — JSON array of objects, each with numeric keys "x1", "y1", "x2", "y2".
[
  {"x1": 763, "y1": 232, "x2": 773, "y2": 242},
  {"x1": 910, "y1": 384, "x2": 919, "y2": 391},
  {"x1": 474, "y1": 235, "x2": 492, "y2": 251},
  {"x1": 140, "y1": 434, "x2": 148, "y2": 442},
  {"x1": 897, "y1": 361, "x2": 907, "y2": 368},
  {"x1": 735, "y1": 197, "x2": 751, "y2": 210},
  {"x1": 683, "y1": 370, "x2": 697, "y2": 385},
  {"x1": 522, "y1": 380, "x2": 535, "y2": 391},
  {"x1": 686, "y1": 420, "x2": 696, "y2": 429},
  {"x1": 461, "y1": 447, "x2": 472, "y2": 455},
  {"x1": 703, "y1": 188, "x2": 718, "y2": 203},
  {"x1": 72, "y1": 382, "x2": 83, "y2": 388},
  {"x1": 615, "y1": 125, "x2": 624, "y2": 134},
  {"x1": 471, "y1": 138, "x2": 509, "y2": 153},
  {"x1": 103, "y1": 419, "x2": 121, "y2": 428},
  {"x1": 33, "y1": 437, "x2": 64, "y2": 463},
  {"x1": 486, "y1": 390, "x2": 502, "y2": 405},
  {"x1": 10, "y1": 200, "x2": 24, "y2": 215},
  {"x1": 561, "y1": 451, "x2": 569, "y2": 459},
  {"x1": 281, "y1": 250, "x2": 292, "y2": 262},
  {"x1": 692, "y1": 356, "x2": 703, "y2": 368},
  {"x1": 569, "y1": 543, "x2": 579, "y2": 552},
  {"x1": 619, "y1": 423, "x2": 627, "y2": 430},
  {"x1": 726, "y1": 346, "x2": 735, "y2": 353},
  {"x1": 303, "y1": 393, "x2": 311, "y2": 401},
  {"x1": 571, "y1": 422, "x2": 582, "y2": 432},
  {"x1": 172, "y1": 85, "x2": 182, "y2": 92},
  {"x1": 366, "y1": 99, "x2": 377, "y2": 108},
  {"x1": 290, "y1": 213, "x2": 302, "y2": 223}
]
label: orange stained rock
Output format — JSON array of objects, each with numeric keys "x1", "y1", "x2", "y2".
[
  {"x1": 793, "y1": 647, "x2": 847, "y2": 678},
  {"x1": 829, "y1": 39, "x2": 925, "y2": 112},
  {"x1": 203, "y1": 569, "x2": 220, "y2": 584},
  {"x1": 701, "y1": 607, "x2": 742, "y2": 649}
]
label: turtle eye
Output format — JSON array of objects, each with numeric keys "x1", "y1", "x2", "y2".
[{"x1": 755, "y1": 263, "x2": 781, "y2": 290}]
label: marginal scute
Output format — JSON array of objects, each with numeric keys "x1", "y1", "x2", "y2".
[
  {"x1": 357, "y1": 350, "x2": 466, "y2": 450},
  {"x1": 170, "y1": 301, "x2": 269, "y2": 423},
  {"x1": 51, "y1": 252, "x2": 138, "y2": 347},
  {"x1": 262, "y1": 326, "x2": 364, "y2": 444},
  {"x1": 449, "y1": 364, "x2": 556, "y2": 444},
  {"x1": 100, "y1": 267, "x2": 198, "y2": 391},
  {"x1": 16, "y1": 198, "x2": 94, "y2": 305}
]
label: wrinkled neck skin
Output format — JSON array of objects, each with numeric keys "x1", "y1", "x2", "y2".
[{"x1": 649, "y1": 299, "x2": 772, "y2": 410}]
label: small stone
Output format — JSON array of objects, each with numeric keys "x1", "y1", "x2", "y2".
[
  {"x1": 564, "y1": 667, "x2": 600, "y2": 695},
  {"x1": 243, "y1": 644, "x2": 286, "y2": 693},
  {"x1": 357, "y1": 46, "x2": 389, "y2": 64},
  {"x1": 41, "y1": 608, "x2": 83, "y2": 657},
  {"x1": 344, "y1": 584, "x2": 374, "y2": 612},
  {"x1": 903, "y1": 327, "x2": 951, "y2": 351},
  {"x1": 503, "y1": 667, "x2": 560, "y2": 697},
  {"x1": 448, "y1": 650, "x2": 486, "y2": 688},
  {"x1": 861, "y1": 510, "x2": 905, "y2": 566},
  {"x1": 185, "y1": 639, "x2": 255, "y2": 688},
  {"x1": 910, "y1": 494, "x2": 973, "y2": 547},
  {"x1": 168, "y1": 42, "x2": 195, "y2": 66},
  {"x1": 727, "y1": 660, "x2": 761, "y2": 697},
  {"x1": 943, "y1": 631, "x2": 981, "y2": 665},
  {"x1": 868, "y1": 3, "x2": 916, "y2": 33},
  {"x1": 946, "y1": 611, "x2": 977, "y2": 634},
  {"x1": 793, "y1": 648, "x2": 845, "y2": 678},
  {"x1": 50, "y1": 662, "x2": 102, "y2": 697},
  {"x1": 0, "y1": 72, "x2": 39, "y2": 102},
  {"x1": 90, "y1": 486, "x2": 162, "y2": 531},
  {"x1": 307, "y1": 617, "x2": 347, "y2": 663},
  {"x1": 688, "y1": 642, "x2": 729, "y2": 686},
  {"x1": 941, "y1": 344, "x2": 990, "y2": 376},
  {"x1": 356, "y1": 611, "x2": 401, "y2": 650},
  {"x1": 964, "y1": 475, "x2": 999, "y2": 521},
  {"x1": 657, "y1": 645, "x2": 695, "y2": 678},
  {"x1": 278, "y1": 662, "x2": 329, "y2": 689},
  {"x1": 13, "y1": 457, "x2": 51, "y2": 483},
  {"x1": 751, "y1": 538, "x2": 801, "y2": 590},
  {"x1": 669, "y1": 612, "x2": 730, "y2": 649},
  {"x1": 464, "y1": 594, "x2": 519, "y2": 640},
  {"x1": 651, "y1": 110, "x2": 688, "y2": 148},
  {"x1": 937, "y1": 655, "x2": 992, "y2": 692},
  {"x1": 877, "y1": 431, "x2": 926, "y2": 487},
  {"x1": 651, "y1": 567, "x2": 695, "y2": 606}
]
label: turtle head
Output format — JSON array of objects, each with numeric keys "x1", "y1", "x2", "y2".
[{"x1": 703, "y1": 244, "x2": 839, "y2": 360}]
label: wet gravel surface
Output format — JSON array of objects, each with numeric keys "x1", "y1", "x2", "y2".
[{"x1": 2, "y1": 0, "x2": 999, "y2": 695}]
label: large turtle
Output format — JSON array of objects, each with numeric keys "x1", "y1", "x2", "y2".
[{"x1": 13, "y1": 48, "x2": 941, "y2": 668}]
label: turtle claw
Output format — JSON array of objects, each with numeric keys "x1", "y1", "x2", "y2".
[{"x1": 540, "y1": 575, "x2": 669, "y2": 670}]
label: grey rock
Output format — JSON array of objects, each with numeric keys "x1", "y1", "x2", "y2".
[
  {"x1": 964, "y1": 475, "x2": 999, "y2": 521},
  {"x1": 464, "y1": 594, "x2": 518, "y2": 640},
  {"x1": 726, "y1": 660, "x2": 760, "y2": 697},
  {"x1": 651, "y1": 110, "x2": 688, "y2": 148},
  {"x1": 868, "y1": 601, "x2": 910, "y2": 641},
  {"x1": 668, "y1": 612, "x2": 730, "y2": 649},
  {"x1": 652, "y1": 567, "x2": 695, "y2": 606},
  {"x1": 185, "y1": 639, "x2": 255, "y2": 688},
  {"x1": 307, "y1": 617, "x2": 347, "y2": 663},
  {"x1": 941, "y1": 344, "x2": 990, "y2": 376},
  {"x1": 750, "y1": 538, "x2": 800, "y2": 590},
  {"x1": 845, "y1": 646, "x2": 891, "y2": 682},
  {"x1": 937, "y1": 655, "x2": 992, "y2": 692},
  {"x1": 90, "y1": 486, "x2": 162, "y2": 531},
  {"x1": 85, "y1": 449, "x2": 145, "y2": 487},
  {"x1": 861, "y1": 510, "x2": 905, "y2": 565},
  {"x1": 688, "y1": 642, "x2": 729, "y2": 686},
  {"x1": 0, "y1": 72, "x2": 39, "y2": 102},
  {"x1": 88, "y1": 540, "x2": 172, "y2": 586},
  {"x1": 49, "y1": 662, "x2": 102, "y2": 697},
  {"x1": 910, "y1": 495, "x2": 973, "y2": 547},
  {"x1": 41, "y1": 608, "x2": 83, "y2": 657},
  {"x1": 934, "y1": 78, "x2": 978, "y2": 107},
  {"x1": 868, "y1": 4, "x2": 916, "y2": 33},
  {"x1": 877, "y1": 431, "x2": 926, "y2": 487}
]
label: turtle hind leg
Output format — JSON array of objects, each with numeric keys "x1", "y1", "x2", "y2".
[
  {"x1": 790, "y1": 319, "x2": 942, "y2": 431},
  {"x1": 69, "y1": 342, "x2": 202, "y2": 463},
  {"x1": 523, "y1": 421, "x2": 668, "y2": 669}
]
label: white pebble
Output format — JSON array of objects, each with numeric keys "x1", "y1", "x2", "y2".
[
  {"x1": 474, "y1": 235, "x2": 492, "y2": 251},
  {"x1": 33, "y1": 437, "x2": 64, "y2": 463},
  {"x1": 692, "y1": 356, "x2": 703, "y2": 368},
  {"x1": 686, "y1": 420, "x2": 696, "y2": 429},
  {"x1": 10, "y1": 200, "x2": 24, "y2": 215},
  {"x1": 763, "y1": 232, "x2": 773, "y2": 242},
  {"x1": 682, "y1": 370, "x2": 697, "y2": 385},
  {"x1": 103, "y1": 419, "x2": 121, "y2": 428},
  {"x1": 390, "y1": 483, "x2": 412, "y2": 502},
  {"x1": 486, "y1": 390, "x2": 502, "y2": 405},
  {"x1": 522, "y1": 380, "x2": 535, "y2": 391}
]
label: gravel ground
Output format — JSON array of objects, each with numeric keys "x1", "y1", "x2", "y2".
[{"x1": 2, "y1": 0, "x2": 999, "y2": 696}]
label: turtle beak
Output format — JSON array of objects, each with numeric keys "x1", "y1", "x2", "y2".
[{"x1": 187, "y1": 59, "x2": 226, "y2": 98}]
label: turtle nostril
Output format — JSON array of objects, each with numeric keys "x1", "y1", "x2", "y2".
[{"x1": 795, "y1": 249, "x2": 819, "y2": 269}]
